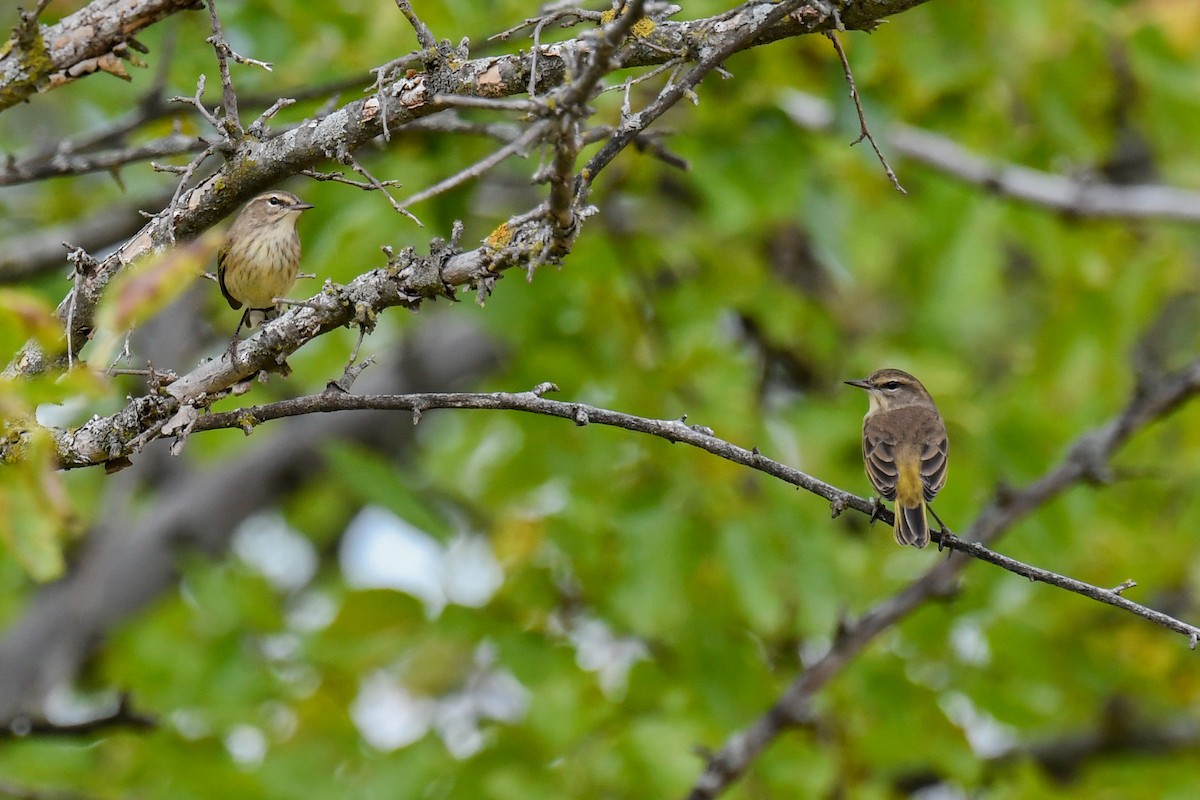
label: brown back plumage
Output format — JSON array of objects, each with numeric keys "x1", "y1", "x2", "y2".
[{"x1": 846, "y1": 369, "x2": 949, "y2": 548}]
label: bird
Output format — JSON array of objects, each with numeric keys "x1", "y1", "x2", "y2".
[
  {"x1": 217, "y1": 190, "x2": 314, "y2": 349},
  {"x1": 845, "y1": 368, "x2": 949, "y2": 548}
]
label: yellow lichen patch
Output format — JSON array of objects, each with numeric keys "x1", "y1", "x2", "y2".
[
  {"x1": 485, "y1": 223, "x2": 513, "y2": 249},
  {"x1": 600, "y1": 8, "x2": 617, "y2": 24},
  {"x1": 631, "y1": 18, "x2": 656, "y2": 37}
]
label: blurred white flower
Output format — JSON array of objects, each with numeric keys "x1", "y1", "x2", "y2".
[
  {"x1": 339, "y1": 506, "x2": 503, "y2": 618},
  {"x1": 352, "y1": 643, "x2": 529, "y2": 758},
  {"x1": 939, "y1": 691, "x2": 1017, "y2": 759},
  {"x1": 351, "y1": 672, "x2": 436, "y2": 751},
  {"x1": 949, "y1": 617, "x2": 991, "y2": 666},
  {"x1": 562, "y1": 615, "x2": 649, "y2": 699},
  {"x1": 225, "y1": 723, "x2": 268, "y2": 767},
  {"x1": 233, "y1": 512, "x2": 318, "y2": 593}
]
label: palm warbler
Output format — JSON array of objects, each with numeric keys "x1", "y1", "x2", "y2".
[
  {"x1": 217, "y1": 190, "x2": 314, "y2": 338},
  {"x1": 845, "y1": 368, "x2": 949, "y2": 548}
]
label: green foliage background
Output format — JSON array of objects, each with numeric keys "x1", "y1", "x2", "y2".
[{"x1": 2, "y1": 0, "x2": 1200, "y2": 797}]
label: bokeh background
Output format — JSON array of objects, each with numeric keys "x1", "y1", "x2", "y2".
[{"x1": 1, "y1": 0, "x2": 1200, "y2": 797}]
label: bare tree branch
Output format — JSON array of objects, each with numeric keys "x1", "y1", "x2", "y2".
[
  {"x1": 582, "y1": 0, "x2": 812, "y2": 183},
  {"x1": 896, "y1": 697, "x2": 1200, "y2": 791},
  {"x1": 5, "y1": 0, "x2": 928, "y2": 381},
  {"x1": 394, "y1": 0, "x2": 438, "y2": 51},
  {"x1": 22, "y1": 368, "x2": 1200, "y2": 643},
  {"x1": 0, "y1": 0, "x2": 202, "y2": 111}
]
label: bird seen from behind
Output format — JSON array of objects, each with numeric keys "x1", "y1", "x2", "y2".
[{"x1": 845, "y1": 368, "x2": 949, "y2": 548}]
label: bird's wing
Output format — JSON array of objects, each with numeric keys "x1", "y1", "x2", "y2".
[
  {"x1": 920, "y1": 431, "x2": 948, "y2": 502},
  {"x1": 217, "y1": 246, "x2": 242, "y2": 310},
  {"x1": 862, "y1": 426, "x2": 899, "y2": 501}
]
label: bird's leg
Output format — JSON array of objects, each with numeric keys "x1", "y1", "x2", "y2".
[
  {"x1": 867, "y1": 496, "x2": 885, "y2": 525},
  {"x1": 928, "y1": 504, "x2": 952, "y2": 552},
  {"x1": 226, "y1": 309, "x2": 249, "y2": 365}
]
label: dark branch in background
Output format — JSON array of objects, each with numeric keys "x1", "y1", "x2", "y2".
[
  {"x1": 780, "y1": 89, "x2": 1200, "y2": 221},
  {"x1": 0, "y1": 76, "x2": 365, "y2": 187},
  {"x1": 685, "y1": 356, "x2": 1200, "y2": 799},
  {"x1": 0, "y1": 693, "x2": 155, "y2": 740},
  {"x1": 0, "y1": 190, "x2": 175, "y2": 283},
  {"x1": 896, "y1": 697, "x2": 1200, "y2": 791},
  {"x1": 0, "y1": 779, "x2": 99, "y2": 800},
  {"x1": 6, "y1": 0, "x2": 925, "y2": 380},
  {"x1": 1, "y1": 131, "x2": 200, "y2": 186}
]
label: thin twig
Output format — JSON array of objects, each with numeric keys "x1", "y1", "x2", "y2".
[
  {"x1": 598, "y1": 57, "x2": 683, "y2": 95},
  {"x1": 247, "y1": 96, "x2": 297, "y2": 139},
  {"x1": 159, "y1": 141, "x2": 218, "y2": 245},
  {"x1": 824, "y1": 30, "x2": 905, "y2": 193},
  {"x1": 182, "y1": 377, "x2": 1200, "y2": 644},
  {"x1": 394, "y1": 121, "x2": 550, "y2": 211},
  {"x1": 429, "y1": 94, "x2": 540, "y2": 113},
  {"x1": 582, "y1": 0, "x2": 810, "y2": 184},
  {"x1": 936, "y1": 532, "x2": 1196, "y2": 642},
  {"x1": 168, "y1": 73, "x2": 221, "y2": 131},
  {"x1": 395, "y1": 0, "x2": 438, "y2": 50},
  {"x1": 490, "y1": 8, "x2": 601, "y2": 42},
  {"x1": 300, "y1": 169, "x2": 403, "y2": 191},
  {"x1": 203, "y1": 0, "x2": 245, "y2": 138},
  {"x1": 555, "y1": 0, "x2": 648, "y2": 110},
  {"x1": 341, "y1": 153, "x2": 423, "y2": 226}
]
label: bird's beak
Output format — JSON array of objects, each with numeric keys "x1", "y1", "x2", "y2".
[
  {"x1": 294, "y1": 202, "x2": 315, "y2": 211},
  {"x1": 844, "y1": 378, "x2": 871, "y2": 390}
]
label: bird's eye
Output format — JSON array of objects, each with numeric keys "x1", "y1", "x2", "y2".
[
  {"x1": 883, "y1": 381, "x2": 901, "y2": 390},
  {"x1": 267, "y1": 196, "x2": 282, "y2": 207}
]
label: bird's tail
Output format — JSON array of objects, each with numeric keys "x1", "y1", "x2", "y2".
[{"x1": 894, "y1": 501, "x2": 930, "y2": 549}]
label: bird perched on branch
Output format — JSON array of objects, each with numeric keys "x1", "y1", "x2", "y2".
[
  {"x1": 845, "y1": 368, "x2": 949, "y2": 548},
  {"x1": 217, "y1": 190, "x2": 314, "y2": 351}
]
